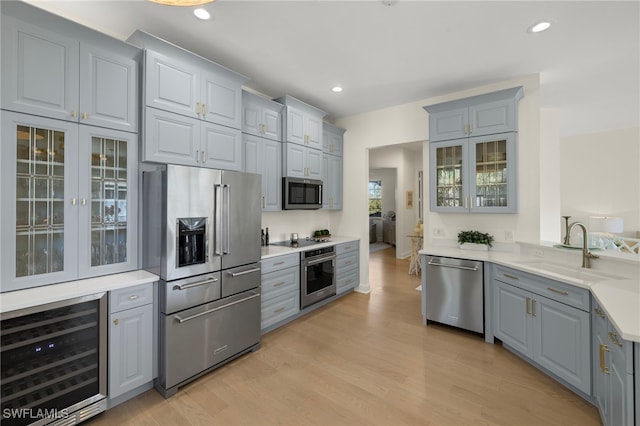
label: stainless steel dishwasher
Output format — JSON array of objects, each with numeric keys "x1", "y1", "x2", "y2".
[{"x1": 425, "y1": 256, "x2": 484, "y2": 334}]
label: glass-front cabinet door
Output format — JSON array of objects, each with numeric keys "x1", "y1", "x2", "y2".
[
  {"x1": 78, "y1": 126, "x2": 137, "y2": 278},
  {"x1": 1, "y1": 111, "x2": 138, "y2": 292},
  {"x1": 429, "y1": 132, "x2": 516, "y2": 213},
  {"x1": 1, "y1": 112, "x2": 79, "y2": 291}
]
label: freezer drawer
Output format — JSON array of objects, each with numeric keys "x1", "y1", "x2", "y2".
[
  {"x1": 425, "y1": 256, "x2": 484, "y2": 334},
  {"x1": 159, "y1": 289, "x2": 261, "y2": 392}
]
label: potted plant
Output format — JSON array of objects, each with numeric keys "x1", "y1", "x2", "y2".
[{"x1": 458, "y1": 230, "x2": 494, "y2": 251}]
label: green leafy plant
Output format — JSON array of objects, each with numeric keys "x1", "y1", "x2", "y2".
[{"x1": 457, "y1": 230, "x2": 494, "y2": 247}]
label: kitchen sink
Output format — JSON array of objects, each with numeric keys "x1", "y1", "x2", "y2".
[{"x1": 513, "y1": 260, "x2": 627, "y2": 283}]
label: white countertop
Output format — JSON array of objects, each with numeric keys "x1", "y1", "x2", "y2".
[
  {"x1": 0, "y1": 270, "x2": 159, "y2": 314},
  {"x1": 261, "y1": 236, "x2": 360, "y2": 259},
  {"x1": 419, "y1": 245, "x2": 640, "y2": 342}
]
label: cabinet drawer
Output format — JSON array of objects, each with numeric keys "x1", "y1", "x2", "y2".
[
  {"x1": 110, "y1": 283, "x2": 153, "y2": 313},
  {"x1": 337, "y1": 269, "x2": 358, "y2": 294},
  {"x1": 494, "y1": 265, "x2": 590, "y2": 311},
  {"x1": 261, "y1": 253, "x2": 299, "y2": 274},
  {"x1": 336, "y1": 241, "x2": 358, "y2": 255},
  {"x1": 262, "y1": 266, "x2": 299, "y2": 301},
  {"x1": 261, "y1": 290, "x2": 300, "y2": 330},
  {"x1": 337, "y1": 252, "x2": 358, "y2": 273}
]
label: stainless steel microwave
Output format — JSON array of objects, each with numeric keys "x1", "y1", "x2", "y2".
[{"x1": 283, "y1": 177, "x2": 323, "y2": 210}]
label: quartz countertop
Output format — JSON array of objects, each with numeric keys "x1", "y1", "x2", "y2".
[
  {"x1": 419, "y1": 245, "x2": 640, "y2": 342},
  {"x1": 261, "y1": 236, "x2": 360, "y2": 259},
  {"x1": 0, "y1": 270, "x2": 159, "y2": 314}
]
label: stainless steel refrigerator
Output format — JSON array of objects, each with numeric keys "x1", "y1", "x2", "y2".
[{"x1": 142, "y1": 165, "x2": 262, "y2": 397}]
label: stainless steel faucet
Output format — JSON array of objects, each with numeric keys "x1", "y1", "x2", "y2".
[{"x1": 568, "y1": 222, "x2": 599, "y2": 268}]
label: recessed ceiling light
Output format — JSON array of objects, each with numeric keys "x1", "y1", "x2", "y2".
[
  {"x1": 529, "y1": 21, "x2": 551, "y2": 33},
  {"x1": 194, "y1": 8, "x2": 210, "y2": 20},
  {"x1": 331, "y1": 86, "x2": 343, "y2": 93}
]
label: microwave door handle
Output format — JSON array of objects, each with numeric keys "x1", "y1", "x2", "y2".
[
  {"x1": 224, "y1": 184, "x2": 230, "y2": 255},
  {"x1": 319, "y1": 184, "x2": 323, "y2": 205},
  {"x1": 214, "y1": 184, "x2": 222, "y2": 255}
]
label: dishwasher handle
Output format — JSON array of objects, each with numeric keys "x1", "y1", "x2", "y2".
[{"x1": 427, "y1": 260, "x2": 479, "y2": 272}]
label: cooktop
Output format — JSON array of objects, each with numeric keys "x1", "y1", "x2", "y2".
[{"x1": 270, "y1": 238, "x2": 330, "y2": 248}]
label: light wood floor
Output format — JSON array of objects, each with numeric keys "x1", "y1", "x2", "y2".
[{"x1": 91, "y1": 247, "x2": 601, "y2": 425}]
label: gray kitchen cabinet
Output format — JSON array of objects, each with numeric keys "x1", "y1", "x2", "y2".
[
  {"x1": 141, "y1": 48, "x2": 245, "y2": 130},
  {"x1": 243, "y1": 133, "x2": 282, "y2": 211},
  {"x1": 1, "y1": 111, "x2": 139, "y2": 292},
  {"x1": 108, "y1": 283, "x2": 153, "y2": 399},
  {"x1": 424, "y1": 86, "x2": 523, "y2": 143},
  {"x1": 493, "y1": 265, "x2": 591, "y2": 395},
  {"x1": 424, "y1": 87, "x2": 523, "y2": 214},
  {"x1": 1, "y1": 11, "x2": 139, "y2": 133},
  {"x1": 322, "y1": 122, "x2": 345, "y2": 155},
  {"x1": 242, "y1": 90, "x2": 283, "y2": 142},
  {"x1": 284, "y1": 143, "x2": 322, "y2": 180},
  {"x1": 336, "y1": 241, "x2": 359, "y2": 294},
  {"x1": 428, "y1": 132, "x2": 517, "y2": 213},
  {"x1": 261, "y1": 253, "x2": 300, "y2": 332},
  {"x1": 592, "y1": 301, "x2": 635, "y2": 426},
  {"x1": 276, "y1": 95, "x2": 326, "y2": 149},
  {"x1": 322, "y1": 153, "x2": 343, "y2": 210},
  {"x1": 144, "y1": 106, "x2": 242, "y2": 170}
]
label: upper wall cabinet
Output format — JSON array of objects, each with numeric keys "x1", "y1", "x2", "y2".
[
  {"x1": 323, "y1": 122, "x2": 345, "y2": 156},
  {"x1": 423, "y1": 86, "x2": 523, "y2": 213},
  {"x1": 1, "y1": 13, "x2": 140, "y2": 133},
  {"x1": 275, "y1": 95, "x2": 326, "y2": 149},
  {"x1": 242, "y1": 90, "x2": 283, "y2": 142},
  {"x1": 425, "y1": 86, "x2": 524, "y2": 143}
]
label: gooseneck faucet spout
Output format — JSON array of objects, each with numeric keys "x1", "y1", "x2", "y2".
[{"x1": 567, "y1": 222, "x2": 599, "y2": 268}]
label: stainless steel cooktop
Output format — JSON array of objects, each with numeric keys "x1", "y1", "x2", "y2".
[{"x1": 270, "y1": 238, "x2": 330, "y2": 248}]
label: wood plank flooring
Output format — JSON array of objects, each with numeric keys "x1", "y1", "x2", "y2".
[{"x1": 90, "y1": 247, "x2": 601, "y2": 425}]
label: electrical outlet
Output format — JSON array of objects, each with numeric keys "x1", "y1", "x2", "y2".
[
  {"x1": 534, "y1": 249, "x2": 544, "y2": 258},
  {"x1": 504, "y1": 230, "x2": 514, "y2": 242}
]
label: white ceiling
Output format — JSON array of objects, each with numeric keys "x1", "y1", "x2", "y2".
[{"x1": 23, "y1": 0, "x2": 640, "y2": 137}]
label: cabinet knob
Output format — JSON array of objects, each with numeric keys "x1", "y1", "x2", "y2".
[
  {"x1": 71, "y1": 198, "x2": 77, "y2": 205},
  {"x1": 81, "y1": 112, "x2": 88, "y2": 120},
  {"x1": 113, "y1": 318, "x2": 119, "y2": 325},
  {"x1": 71, "y1": 110, "x2": 78, "y2": 118}
]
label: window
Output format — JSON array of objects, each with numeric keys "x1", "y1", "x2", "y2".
[{"x1": 369, "y1": 180, "x2": 382, "y2": 217}]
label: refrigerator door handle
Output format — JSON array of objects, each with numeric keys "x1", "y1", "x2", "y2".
[
  {"x1": 223, "y1": 184, "x2": 231, "y2": 255},
  {"x1": 214, "y1": 184, "x2": 223, "y2": 255}
]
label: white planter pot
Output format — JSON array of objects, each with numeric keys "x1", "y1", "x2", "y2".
[{"x1": 459, "y1": 242, "x2": 489, "y2": 251}]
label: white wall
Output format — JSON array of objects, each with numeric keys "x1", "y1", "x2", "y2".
[
  {"x1": 262, "y1": 210, "x2": 332, "y2": 243},
  {"x1": 335, "y1": 74, "x2": 541, "y2": 293},
  {"x1": 539, "y1": 108, "x2": 562, "y2": 242},
  {"x1": 560, "y1": 127, "x2": 640, "y2": 237}
]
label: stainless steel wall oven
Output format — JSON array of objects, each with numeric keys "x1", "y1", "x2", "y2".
[
  {"x1": 301, "y1": 246, "x2": 336, "y2": 309},
  {"x1": 0, "y1": 294, "x2": 107, "y2": 426}
]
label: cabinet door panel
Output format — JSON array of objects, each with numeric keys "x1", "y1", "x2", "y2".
[
  {"x1": 242, "y1": 100, "x2": 261, "y2": 137},
  {"x1": 306, "y1": 148, "x2": 322, "y2": 180},
  {"x1": 144, "y1": 107, "x2": 199, "y2": 166},
  {"x1": 78, "y1": 126, "x2": 138, "y2": 278},
  {"x1": 429, "y1": 106, "x2": 468, "y2": 142},
  {"x1": 80, "y1": 44, "x2": 138, "y2": 132},
  {"x1": 286, "y1": 107, "x2": 305, "y2": 145},
  {"x1": 1, "y1": 112, "x2": 80, "y2": 291},
  {"x1": 429, "y1": 140, "x2": 468, "y2": 213},
  {"x1": 533, "y1": 296, "x2": 591, "y2": 394},
  {"x1": 608, "y1": 347, "x2": 634, "y2": 426},
  {"x1": 202, "y1": 71, "x2": 241, "y2": 129},
  {"x1": 2, "y1": 17, "x2": 79, "y2": 121},
  {"x1": 109, "y1": 304, "x2": 153, "y2": 398},
  {"x1": 262, "y1": 107, "x2": 282, "y2": 141},
  {"x1": 145, "y1": 50, "x2": 198, "y2": 118},
  {"x1": 469, "y1": 98, "x2": 515, "y2": 137},
  {"x1": 262, "y1": 140, "x2": 282, "y2": 211},
  {"x1": 284, "y1": 143, "x2": 305, "y2": 178},
  {"x1": 494, "y1": 281, "x2": 531, "y2": 356},
  {"x1": 201, "y1": 123, "x2": 242, "y2": 170},
  {"x1": 242, "y1": 134, "x2": 260, "y2": 174},
  {"x1": 305, "y1": 114, "x2": 322, "y2": 149}
]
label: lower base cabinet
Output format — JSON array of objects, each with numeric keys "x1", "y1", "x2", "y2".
[
  {"x1": 592, "y1": 301, "x2": 635, "y2": 426},
  {"x1": 261, "y1": 253, "x2": 300, "y2": 331},
  {"x1": 493, "y1": 266, "x2": 591, "y2": 395},
  {"x1": 336, "y1": 241, "x2": 359, "y2": 294},
  {"x1": 108, "y1": 283, "x2": 153, "y2": 399}
]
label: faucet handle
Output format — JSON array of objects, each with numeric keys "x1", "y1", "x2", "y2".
[{"x1": 586, "y1": 251, "x2": 599, "y2": 259}]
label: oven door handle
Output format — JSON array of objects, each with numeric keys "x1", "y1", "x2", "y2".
[
  {"x1": 305, "y1": 255, "x2": 336, "y2": 266},
  {"x1": 173, "y1": 291, "x2": 260, "y2": 324},
  {"x1": 173, "y1": 277, "x2": 218, "y2": 291}
]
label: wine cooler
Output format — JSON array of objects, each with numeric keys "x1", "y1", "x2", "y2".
[{"x1": 1, "y1": 294, "x2": 107, "y2": 426}]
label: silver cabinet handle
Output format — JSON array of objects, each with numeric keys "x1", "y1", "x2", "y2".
[
  {"x1": 230, "y1": 267, "x2": 260, "y2": 277},
  {"x1": 174, "y1": 277, "x2": 218, "y2": 290},
  {"x1": 262, "y1": 196, "x2": 266, "y2": 209},
  {"x1": 128, "y1": 295, "x2": 138, "y2": 300},
  {"x1": 503, "y1": 273, "x2": 519, "y2": 280},
  {"x1": 273, "y1": 306, "x2": 286, "y2": 314},
  {"x1": 71, "y1": 198, "x2": 77, "y2": 205},
  {"x1": 547, "y1": 287, "x2": 569, "y2": 296},
  {"x1": 196, "y1": 102, "x2": 202, "y2": 115},
  {"x1": 196, "y1": 150, "x2": 200, "y2": 163},
  {"x1": 81, "y1": 198, "x2": 87, "y2": 206},
  {"x1": 526, "y1": 297, "x2": 531, "y2": 315},
  {"x1": 531, "y1": 299, "x2": 536, "y2": 317},
  {"x1": 428, "y1": 260, "x2": 479, "y2": 272},
  {"x1": 273, "y1": 281, "x2": 285, "y2": 288},
  {"x1": 272, "y1": 261, "x2": 285, "y2": 266},
  {"x1": 174, "y1": 292, "x2": 260, "y2": 324},
  {"x1": 201, "y1": 151, "x2": 206, "y2": 163},
  {"x1": 202, "y1": 103, "x2": 207, "y2": 116}
]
